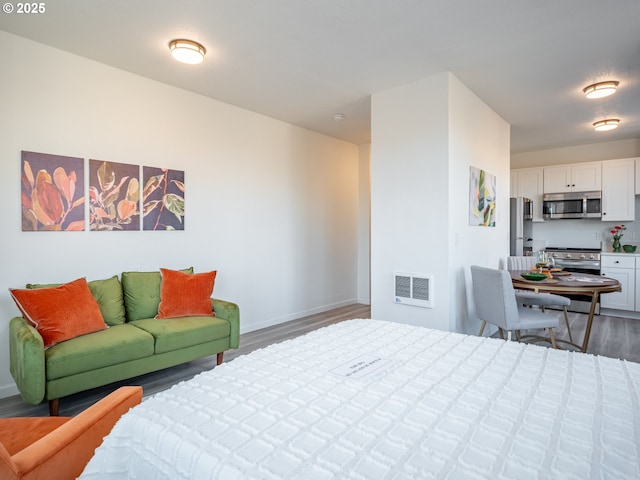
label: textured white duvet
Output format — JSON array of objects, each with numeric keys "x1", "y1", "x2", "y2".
[{"x1": 80, "y1": 319, "x2": 640, "y2": 479}]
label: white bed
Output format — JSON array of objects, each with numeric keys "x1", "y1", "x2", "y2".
[{"x1": 80, "y1": 319, "x2": 640, "y2": 479}]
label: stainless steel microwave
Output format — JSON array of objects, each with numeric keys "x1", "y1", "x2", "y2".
[{"x1": 542, "y1": 191, "x2": 601, "y2": 219}]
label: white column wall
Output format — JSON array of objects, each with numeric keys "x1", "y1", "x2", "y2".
[
  {"x1": 371, "y1": 73, "x2": 451, "y2": 329},
  {"x1": 357, "y1": 144, "x2": 371, "y2": 304},
  {"x1": 371, "y1": 73, "x2": 510, "y2": 333},
  {"x1": 448, "y1": 75, "x2": 511, "y2": 333}
]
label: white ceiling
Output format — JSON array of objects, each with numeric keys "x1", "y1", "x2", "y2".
[{"x1": 1, "y1": 0, "x2": 638, "y2": 152}]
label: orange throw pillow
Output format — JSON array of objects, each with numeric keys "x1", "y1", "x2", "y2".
[
  {"x1": 10, "y1": 277, "x2": 107, "y2": 348},
  {"x1": 156, "y1": 268, "x2": 217, "y2": 319}
]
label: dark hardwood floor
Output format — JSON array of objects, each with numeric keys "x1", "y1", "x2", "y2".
[{"x1": 0, "y1": 303, "x2": 637, "y2": 417}]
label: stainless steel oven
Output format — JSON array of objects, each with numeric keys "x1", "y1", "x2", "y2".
[{"x1": 545, "y1": 247, "x2": 601, "y2": 314}]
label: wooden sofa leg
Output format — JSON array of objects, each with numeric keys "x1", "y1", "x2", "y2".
[
  {"x1": 217, "y1": 352, "x2": 224, "y2": 365},
  {"x1": 49, "y1": 399, "x2": 60, "y2": 416}
]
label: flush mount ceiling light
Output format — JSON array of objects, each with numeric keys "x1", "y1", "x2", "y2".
[
  {"x1": 593, "y1": 119, "x2": 620, "y2": 131},
  {"x1": 169, "y1": 39, "x2": 206, "y2": 64},
  {"x1": 583, "y1": 81, "x2": 619, "y2": 99}
]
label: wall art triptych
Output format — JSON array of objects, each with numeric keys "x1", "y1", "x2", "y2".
[{"x1": 21, "y1": 151, "x2": 185, "y2": 232}]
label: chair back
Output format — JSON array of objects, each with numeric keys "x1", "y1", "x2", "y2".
[
  {"x1": 0, "y1": 442, "x2": 18, "y2": 479},
  {"x1": 0, "y1": 386, "x2": 142, "y2": 480},
  {"x1": 471, "y1": 265, "x2": 520, "y2": 330},
  {"x1": 506, "y1": 256, "x2": 536, "y2": 270}
]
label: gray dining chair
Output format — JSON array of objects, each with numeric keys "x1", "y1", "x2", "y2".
[
  {"x1": 471, "y1": 265, "x2": 559, "y2": 348},
  {"x1": 505, "y1": 256, "x2": 572, "y2": 343}
]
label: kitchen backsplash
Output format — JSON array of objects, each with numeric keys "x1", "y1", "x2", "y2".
[{"x1": 530, "y1": 197, "x2": 640, "y2": 252}]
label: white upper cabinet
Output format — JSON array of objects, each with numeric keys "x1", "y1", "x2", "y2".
[
  {"x1": 571, "y1": 162, "x2": 602, "y2": 191},
  {"x1": 511, "y1": 167, "x2": 544, "y2": 222},
  {"x1": 543, "y1": 162, "x2": 602, "y2": 193},
  {"x1": 602, "y1": 158, "x2": 636, "y2": 222},
  {"x1": 636, "y1": 158, "x2": 640, "y2": 194},
  {"x1": 543, "y1": 165, "x2": 572, "y2": 193}
]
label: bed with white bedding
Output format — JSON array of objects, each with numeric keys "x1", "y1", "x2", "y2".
[{"x1": 80, "y1": 319, "x2": 640, "y2": 479}]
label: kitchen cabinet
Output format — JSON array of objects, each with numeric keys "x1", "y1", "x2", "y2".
[
  {"x1": 601, "y1": 254, "x2": 635, "y2": 311},
  {"x1": 635, "y1": 158, "x2": 640, "y2": 195},
  {"x1": 543, "y1": 162, "x2": 601, "y2": 193},
  {"x1": 602, "y1": 158, "x2": 636, "y2": 221},
  {"x1": 511, "y1": 167, "x2": 544, "y2": 222}
]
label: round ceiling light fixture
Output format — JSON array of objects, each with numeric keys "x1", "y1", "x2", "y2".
[
  {"x1": 169, "y1": 39, "x2": 206, "y2": 64},
  {"x1": 593, "y1": 119, "x2": 620, "y2": 131},
  {"x1": 583, "y1": 81, "x2": 619, "y2": 99}
]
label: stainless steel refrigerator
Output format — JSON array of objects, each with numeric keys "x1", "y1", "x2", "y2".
[{"x1": 510, "y1": 197, "x2": 533, "y2": 256}]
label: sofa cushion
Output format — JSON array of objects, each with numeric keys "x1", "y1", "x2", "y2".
[
  {"x1": 156, "y1": 268, "x2": 217, "y2": 319},
  {"x1": 129, "y1": 316, "x2": 230, "y2": 354},
  {"x1": 45, "y1": 324, "x2": 154, "y2": 380},
  {"x1": 87, "y1": 276, "x2": 127, "y2": 326},
  {"x1": 10, "y1": 278, "x2": 107, "y2": 348},
  {"x1": 122, "y1": 268, "x2": 193, "y2": 321},
  {"x1": 26, "y1": 276, "x2": 126, "y2": 326}
]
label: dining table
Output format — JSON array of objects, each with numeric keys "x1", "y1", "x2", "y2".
[{"x1": 510, "y1": 270, "x2": 621, "y2": 353}]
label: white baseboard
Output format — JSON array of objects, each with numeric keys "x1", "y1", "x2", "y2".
[
  {"x1": 600, "y1": 308, "x2": 640, "y2": 320},
  {"x1": 0, "y1": 383, "x2": 19, "y2": 400},
  {"x1": 239, "y1": 298, "x2": 359, "y2": 334}
]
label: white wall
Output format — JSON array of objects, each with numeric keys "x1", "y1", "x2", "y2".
[
  {"x1": 512, "y1": 140, "x2": 640, "y2": 251},
  {"x1": 357, "y1": 144, "x2": 371, "y2": 304},
  {"x1": 370, "y1": 73, "x2": 510, "y2": 334},
  {"x1": 371, "y1": 74, "x2": 451, "y2": 329},
  {"x1": 512, "y1": 139, "x2": 640, "y2": 168},
  {"x1": 531, "y1": 207, "x2": 640, "y2": 251},
  {"x1": 0, "y1": 31, "x2": 361, "y2": 398},
  {"x1": 448, "y1": 75, "x2": 511, "y2": 333}
]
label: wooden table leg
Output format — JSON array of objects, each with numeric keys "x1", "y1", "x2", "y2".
[{"x1": 581, "y1": 291, "x2": 600, "y2": 353}]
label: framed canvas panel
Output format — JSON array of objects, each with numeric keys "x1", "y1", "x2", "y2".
[
  {"x1": 89, "y1": 159, "x2": 141, "y2": 231},
  {"x1": 469, "y1": 166, "x2": 496, "y2": 227},
  {"x1": 142, "y1": 166, "x2": 185, "y2": 231},
  {"x1": 21, "y1": 151, "x2": 85, "y2": 231}
]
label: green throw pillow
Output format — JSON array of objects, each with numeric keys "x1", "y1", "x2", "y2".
[
  {"x1": 121, "y1": 268, "x2": 193, "y2": 321},
  {"x1": 26, "y1": 275, "x2": 126, "y2": 326},
  {"x1": 87, "y1": 276, "x2": 126, "y2": 325}
]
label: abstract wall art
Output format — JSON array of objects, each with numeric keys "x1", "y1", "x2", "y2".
[{"x1": 469, "y1": 166, "x2": 496, "y2": 227}]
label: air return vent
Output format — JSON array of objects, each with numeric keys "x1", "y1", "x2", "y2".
[{"x1": 394, "y1": 272, "x2": 434, "y2": 308}]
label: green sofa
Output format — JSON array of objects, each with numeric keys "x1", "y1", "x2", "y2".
[{"x1": 9, "y1": 269, "x2": 239, "y2": 415}]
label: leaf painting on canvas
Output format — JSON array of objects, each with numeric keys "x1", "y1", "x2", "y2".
[
  {"x1": 21, "y1": 151, "x2": 85, "y2": 231},
  {"x1": 89, "y1": 160, "x2": 140, "y2": 231},
  {"x1": 142, "y1": 166, "x2": 185, "y2": 231}
]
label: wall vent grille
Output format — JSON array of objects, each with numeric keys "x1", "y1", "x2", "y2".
[{"x1": 394, "y1": 272, "x2": 434, "y2": 308}]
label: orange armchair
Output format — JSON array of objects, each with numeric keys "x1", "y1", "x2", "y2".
[{"x1": 0, "y1": 386, "x2": 142, "y2": 480}]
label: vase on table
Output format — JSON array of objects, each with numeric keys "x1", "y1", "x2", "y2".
[{"x1": 613, "y1": 237, "x2": 621, "y2": 252}]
